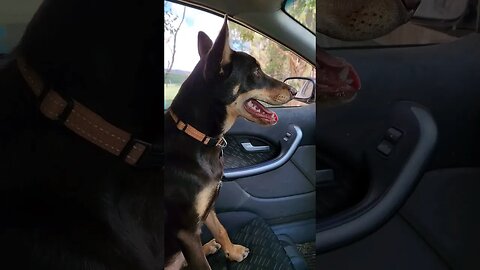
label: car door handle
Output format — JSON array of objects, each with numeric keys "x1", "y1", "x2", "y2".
[
  {"x1": 241, "y1": 142, "x2": 270, "y2": 152},
  {"x1": 224, "y1": 124, "x2": 302, "y2": 179}
]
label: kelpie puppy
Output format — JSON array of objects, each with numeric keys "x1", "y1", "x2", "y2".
[
  {"x1": 164, "y1": 17, "x2": 296, "y2": 269},
  {"x1": 0, "y1": 0, "x2": 164, "y2": 269}
]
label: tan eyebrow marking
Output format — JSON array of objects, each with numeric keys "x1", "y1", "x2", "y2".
[{"x1": 232, "y1": 84, "x2": 240, "y2": 95}]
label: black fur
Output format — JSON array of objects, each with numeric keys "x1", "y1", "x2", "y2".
[{"x1": 0, "y1": 0, "x2": 164, "y2": 269}]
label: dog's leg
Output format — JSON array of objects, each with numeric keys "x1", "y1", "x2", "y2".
[
  {"x1": 203, "y1": 238, "x2": 222, "y2": 256},
  {"x1": 177, "y1": 229, "x2": 211, "y2": 270},
  {"x1": 205, "y1": 210, "x2": 250, "y2": 262},
  {"x1": 164, "y1": 240, "x2": 221, "y2": 270},
  {"x1": 165, "y1": 252, "x2": 185, "y2": 270}
]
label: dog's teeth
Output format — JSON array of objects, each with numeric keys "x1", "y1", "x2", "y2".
[{"x1": 339, "y1": 67, "x2": 349, "y2": 81}]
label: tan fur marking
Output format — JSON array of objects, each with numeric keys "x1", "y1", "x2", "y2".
[
  {"x1": 205, "y1": 211, "x2": 249, "y2": 262},
  {"x1": 195, "y1": 183, "x2": 217, "y2": 219},
  {"x1": 223, "y1": 105, "x2": 238, "y2": 133},
  {"x1": 165, "y1": 252, "x2": 185, "y2": 270},
  {"x1": 232, "y1": 84, "x2": 240, "y2": 95},
  {"x1": 221, "y1": 30, "x2": 231, "y2": 67}
]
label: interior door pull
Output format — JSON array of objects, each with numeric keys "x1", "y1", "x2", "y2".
[
  {"x1": 241, "y1": 142, "x2": 270, "y2": 152},
  {"x1": 224, "y1": 125, "x2": 302, "y2": 179}
]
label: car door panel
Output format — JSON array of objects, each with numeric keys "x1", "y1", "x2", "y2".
[
  {"x1": 223, "y1": 135, "x2": 277, "y2": 169},
  {"x1": 317, "y1": 101, "x2": 437, "y2": 252},
  {"x1": 234, "y1": 146, "x2": 315, "y2": 198},
  {"x1": 224, "y1": 124, "x2": 304, "y2": 179},
  {"x1": 217, "y1": 104, "x2": 315, "y2": 226},
  {"x1": 316, "y1": 34, "x2": 480, "y2": 254}
]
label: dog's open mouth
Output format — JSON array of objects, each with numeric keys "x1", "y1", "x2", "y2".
[
  {"x1": 244, "y1": 99, "x2": 278, "y2": 125},
  {"x1": 317, "y1": 48, "x2": 361, "y2": 100}
]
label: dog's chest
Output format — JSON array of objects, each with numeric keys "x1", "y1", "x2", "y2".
[
  {"x1": 195, "y1": 152, "x2": 224, "y2": 221},
  {"x1": 195, "y1": 180, "x2": 222, "y2": 221}
]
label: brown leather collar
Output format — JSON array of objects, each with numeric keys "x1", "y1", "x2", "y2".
[
  {"x1": 168, "y1": 109, "x2": 227, "y2": 148},
  {"x1": 16, "y1": 56, "x2": 162, "y2": 168}
]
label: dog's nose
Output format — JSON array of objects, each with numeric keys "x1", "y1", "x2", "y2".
[
  {"x1": 401, "y1": 0, "x2": 421, "y2": 11},
  {"x1": 288, "y1": 85, "x2": 297, "y2": 97}
]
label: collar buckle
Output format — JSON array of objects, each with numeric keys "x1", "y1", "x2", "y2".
[{"x1": 216, "y1": 137, "x2": 228, "y2": 148}]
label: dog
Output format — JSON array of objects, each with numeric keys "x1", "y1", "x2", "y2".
[
  {"x1": 163, "y1": 17, "x2": 297, "y2": 269},
  {"x1": 0, "y1": 0, "x2": 165, "y2": 269}
]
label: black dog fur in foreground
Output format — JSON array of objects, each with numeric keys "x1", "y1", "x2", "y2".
[{"x1": 0, "y1": 1, "x2": 164, "y2": 269}]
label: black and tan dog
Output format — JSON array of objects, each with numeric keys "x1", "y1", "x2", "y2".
[{"x1": 164, "y1": 17, "x2": 296, "y2": 269}]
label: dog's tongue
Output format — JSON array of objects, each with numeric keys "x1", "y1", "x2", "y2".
[
  {"x1": 245, "y1": 99, "x2": 278, "y2": 125},
  {"x1": 317, "y1": 48, "x2": 361, "y2": 97}
]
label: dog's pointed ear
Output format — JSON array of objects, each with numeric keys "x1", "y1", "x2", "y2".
[
  {"x1": 204, "y1": 15, "x2": 232, "y2": 80},
  {"x1": 198, "y1": 31, "x2": 213, "y2": 58}
]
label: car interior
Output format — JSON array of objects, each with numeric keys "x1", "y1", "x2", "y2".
[
  {"x1": 2, "y1": 0, "x2": 479, "y2": 269},
  {"x1": 316, "y1": 0, "x2": 480, "y2": 269},
  {"x1": 165, "y1": 0, "x2": 317, "y2": 269}
]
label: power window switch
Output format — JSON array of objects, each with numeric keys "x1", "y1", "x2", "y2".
[
  {"x1": 385, "y1": 128, "x2": 403, "y2": 143},
  {"x1": 377, "y1": 140, "x2": 394, "y2": 156}
]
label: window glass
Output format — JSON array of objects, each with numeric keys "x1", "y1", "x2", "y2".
[{"x1": 283, "y1": 0, "x2": 316, "y2": 33}]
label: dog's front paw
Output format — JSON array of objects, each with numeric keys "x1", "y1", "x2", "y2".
[
  {"x1": 225, "y1": 244, "x2": 249, "y2": 262},
  {"x1": 203, "y1": 239, "x2": 222, "y2": 256}
]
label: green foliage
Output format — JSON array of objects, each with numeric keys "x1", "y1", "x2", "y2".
[
  {"x1": 164, "y1": 1, "x2": 179, "y2": 35},
  {"x1": 231, "y1": 24, "x2": 255, "y2": 42},
  {"x1": 228, "y1": 20, "x2": 314, "y2": 81},
  {"x1": 284, "y1": 0, "x2": 315, "y2": 32},
  {"x1": 164, "y1": 72, "x2": 189, "y2": 84},
  {"x1": 264, "y1": 42, "x2": 287, "y2": 78}
]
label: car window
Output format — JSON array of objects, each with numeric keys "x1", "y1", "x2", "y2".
[
  {"x1": 283, "y1": 0, "x2": 315, "y2": 33},
  {"x1": 164, "y1": 0, "x2": 316, "y2": 109}
]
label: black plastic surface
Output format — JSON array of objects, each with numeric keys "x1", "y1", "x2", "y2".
[
  {"x1": 235, "y1": 146, "x2": 315, "y2": 198},
  {"x1": 376, "y1": 140, "x2": 393, "y2": 156},
  {"x1": 316, "y1": 101, "x2": 437, "y2": 253},
  {"x1": 216, "y1": 181, "x2": 315, "y2": 225},
  {"x1": 317, "y1": 215, "x2": 449, "y2": 270},
  {"x1": 400, "y1": 168, "x2": 480, "y2": 270}
]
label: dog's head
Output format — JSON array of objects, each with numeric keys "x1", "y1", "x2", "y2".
[
  {"x1": 316, "y1": 45, "x2": 361, "y2": 106},
  {"x1": 172, "y1": 17, "x2": 296, "y2": 135}
]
